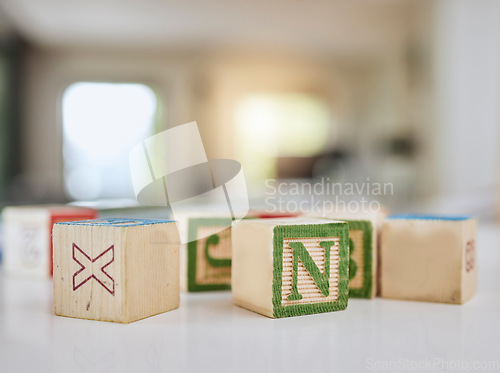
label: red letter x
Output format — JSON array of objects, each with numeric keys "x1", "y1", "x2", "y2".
[{"x1": 72, "y1": 243, "x2": 115, "y2": 296}]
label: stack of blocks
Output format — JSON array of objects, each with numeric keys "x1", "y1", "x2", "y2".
[
  {"x1": 380, "y1": 214, "x2": 477, "y2": 304},
  {"x1": 53, "y1": 218, "x2": 180, "y2": 323},
  {"x1": 2, "y1": 205, "x2": 97, "y2": 278},
  {"x1": 232, "y1": 218, "x2": 349, "y2": 318}
]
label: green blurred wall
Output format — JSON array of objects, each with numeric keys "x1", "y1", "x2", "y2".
[{"x1": 0, "y1": 37, "x2": 21, "y2": 204}]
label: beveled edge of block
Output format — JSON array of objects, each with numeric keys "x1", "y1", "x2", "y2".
[
  {"x1": 386, "y1": 214, "x2": 474, "y2": 221},
  {"x1": 54, "y1": 300, "x2": 181, "y2": 323},
  {"x1": 54, "y1": 218, "x2": 175, "y2": 227}
]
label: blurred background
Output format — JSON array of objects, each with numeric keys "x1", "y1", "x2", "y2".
[{"x1": 0, "y1": 0, "x2": 499, "y2": 217}]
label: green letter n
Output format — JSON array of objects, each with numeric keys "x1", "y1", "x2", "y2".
[{"x1": 287, "y1": 241, "x2": 336, "y2": 301}]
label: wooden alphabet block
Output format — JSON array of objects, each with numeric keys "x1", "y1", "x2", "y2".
[
  {"x1": 180, "y1": 211, "x2": 300, "y2": 292},
  {"x1": 53, "y1": 218, "x2": 180, "y2": 323},
  {"x1": 232, "y1": 218, "x2": 349, "y2": 318},
  {"x1": 2, "y1": 205, "x2": 97, "y2": 278},
  {"x1": 380, "y1": 214, "x2": 477, "y2": 304},
  {"x1": 183, "y1": 217, "x2": 233, "y2": 292},
  {"x1": 343, "y1": 219, "x2": 376, "y2": 298},
  {"x1": 310, "y1": 211, "x2": 386, "y2": 298}
]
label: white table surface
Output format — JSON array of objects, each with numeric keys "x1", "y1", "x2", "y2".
[{"x1": 1, "y1": 222, "x2": 499, "y2": 373}]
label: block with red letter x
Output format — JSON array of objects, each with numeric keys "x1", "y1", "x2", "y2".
[
  {"x1": 72, "y1": 243, "x2": 115, "y2": 295},
  {"x1": 53, "y1": 218, "x2": 180, "y2": 323}
]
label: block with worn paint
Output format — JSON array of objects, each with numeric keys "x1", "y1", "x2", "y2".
[
  {"x1": 380, "y1": 214, "x2": 477, "y2": 304},
  {"x1": 232, "y1": 218, "x2": 349, "y2": 318},
  {"x1": 53, "y1": 218, "x2": 180, "y2": 323},
  {"x1": 2, "y1": 205, "x2": 97, "y2": 278},
  {"x1": 180, "y1": 212, "x2": 300, "y2": 292}
]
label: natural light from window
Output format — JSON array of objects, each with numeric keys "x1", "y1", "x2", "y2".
[
  {"x1": 62, "y1": 82, "x2": 158, "y2": 200},
  {"x1": 235, "y1": 93, "x2": 331, "y2": 182}
]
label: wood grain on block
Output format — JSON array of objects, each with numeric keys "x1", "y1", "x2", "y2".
[
  {"x1": 232, "y1": 218, "x2": 349, "y2": 318},
  {"x1": 380, "y1": 214, "x2": 477, "y2": 304},
  {"x1": 2, "y1": 205, "x2": 97, "y2": 278},
  {"x1": 53, "y1": 218, "x2": 180, "y2": 323}
]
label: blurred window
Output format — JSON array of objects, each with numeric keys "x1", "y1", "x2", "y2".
[
  {"x1": 235, "y1": 93, "x2": 331, "y2": 182},
  {"x1": 62, "y1": 82, "x2": 158, "y2": 200}
]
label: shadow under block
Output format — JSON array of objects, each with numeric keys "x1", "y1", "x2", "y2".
[
  {"x1": 380, "y1": 214, "x2": 477, "y2": 304},
  {"x1": 2, "y1": 205, "x2": 98, "y2": 278},
  {"x1": 232, "y1": 218, "x2": 349, "y2": 318},
  {"x1": 53, "y1": 218, "x2": 180, "y2": 323}
]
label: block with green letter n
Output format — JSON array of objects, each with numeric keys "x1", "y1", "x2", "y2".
[{"x1": 232, "y1": 218, "x2": 349, "y2": 318}]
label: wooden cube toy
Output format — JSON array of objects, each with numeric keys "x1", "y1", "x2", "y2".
[
  {"x1": 342, "y1": 219, "x2": 376, "y2": 298},
  {"x1": 311, "y1": 211, "x2": 386, "y2": 298},
  {"x1": 53, "y1": 218, "x2": 180, "y2": 323},
  {"x1": 2, "y1": 205, "x2": 97, "y2": 278},
  {"x1": 381, "y1": 214, "x2": 477, "y2": 304},
  {"x1": 180, "y1": 211, "x2": 300, "y2": 292},
  {"x1": 183, "y1": 217, "x2": 233, "y2": 292},
  {"x1": 232, "y1": 218, "x2": 349, "y2": 318}
]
